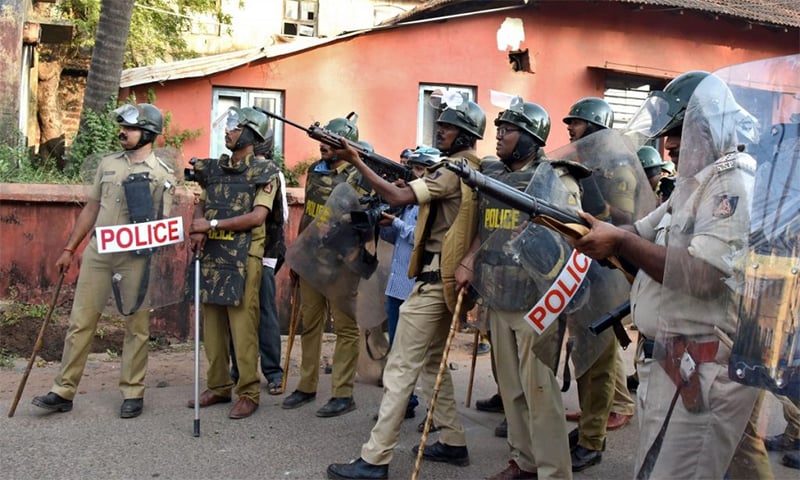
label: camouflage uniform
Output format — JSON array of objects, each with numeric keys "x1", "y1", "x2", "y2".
[{"x1": 197, "y1": 153, "x2": 279, "y2": 404}]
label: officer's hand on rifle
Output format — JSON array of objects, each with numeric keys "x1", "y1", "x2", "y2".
[
  {"x1": 333, "y1": 141, "x2": 362, "y2": 166},
  {"x1": 568, "y1": 211, "x2": 626, "y2": 261}
]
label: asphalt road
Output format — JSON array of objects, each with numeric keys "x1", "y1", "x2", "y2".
[{"x1": 0, "y1": 331, "x2": 796, "y2": 480}]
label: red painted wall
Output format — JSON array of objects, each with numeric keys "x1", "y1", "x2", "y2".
[{"x1": 123, "y1": 2, "x2": 798, "y2": 173}]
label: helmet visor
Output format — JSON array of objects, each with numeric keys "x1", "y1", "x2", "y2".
[
  {"x1": 112, "y1": 104, "x2": 141, "y2": 126},
  {"x1": 624, "y1": 93, "x2": 673, "y2": 139}
]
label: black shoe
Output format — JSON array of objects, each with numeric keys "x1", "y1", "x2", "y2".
[
  {"x1": 627, "y1": 374, "x2": 639, "y2": 393},
  {"x1": 411, "y1": 441, "x2": 470, "y2": 466},
  {"x1": 120, "y1": 398, "x2": 143, "y2": 418},
  {"x1": 476, "y1": 393, "x2": 504, "y2": 413},
  {"x1": 783, "y1": 452, "x2": 800, "y2": 470},
  {"x1": 327, "y1": 458, "x2": 388, "y2": 480},
  {"x1": 569, "y1": 428, "x2": 606, "y2": 452},
  {"x1": 31, "y1": 392, "x2": 73, "y2": 412},
  {"x1": 417, "y1": 419, "x2": 440, "y2": 433},
  {"x1": 764, "y1": 433, "x2": 800, "y2": 451},
  {"x1": 494, "y1": 418, "x2": 507, "y2": 438},
  {"x1": 316, "y1": 397, "x2": 356, "y2": 417},
  {"x1": 282, "y1": 390, "x2": 316, "y2": 409},
  {"x1": 571, "y1": 445, "x2": 602, "y2": 472}
]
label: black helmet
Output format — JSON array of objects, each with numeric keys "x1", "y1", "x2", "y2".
[
  {"x1": 406, "y1": 146, "x2": 441, "y2": 167},
  {"x1": 437, "y1": 97, "x2": 486, "y2": 139},
  {"x1": 113, "y1": 103, "x2": 163, "y2": 134},
  {"x1": 324, "y1": 112, "x2": 359, "y2": 142},
  {"x1": 563, "y1": 97, "x2": 614, "y2": 129},
  {"x1": 495, "y1": 96, "x2": 550, "y2": 146},
  {"x1": 651, "y1": 71, "x2": 710, "y2": 137}
]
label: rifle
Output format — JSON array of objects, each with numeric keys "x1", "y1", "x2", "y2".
[
  {"x1": 263, "y1": 111, "x2": 415, "y2": 184},
  {"x1": 589, "y1": 300, "x2": 632, "y2": 348},
  {"x1": 444, "y1": 160, "x2": 637, "y2": 282}
]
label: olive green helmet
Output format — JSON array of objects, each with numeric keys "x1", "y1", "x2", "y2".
[
  {"x1": 227, "y1": 106, "x2": 270, "y2": 141},
  {"x1": 113, "y1": 103, "x2": 163, "y2": 134},
  {"x1": 437, "y1": 99, "x2": 486, "y2": 139},
  {"x1": 651, "y1": 70, "x2": 711, "y2": 138},
  {"x1": 563, "y1": 97, "x2": 614, "y2": 129},
  {"x1": 324, "y1": 112, "x2": 359, "y2": 142},
  {"x1": 636, "y1": 146, "x2": 666, "y2": 170},
  {"x1": 495, "y1": 96, "x2": 550, "y2": 146}
]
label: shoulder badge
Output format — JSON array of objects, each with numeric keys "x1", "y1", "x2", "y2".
[
  {"x1": 263, "y1": 182, "x2": 273, "y2": 194},
  {"x1": 712, "y1": 194, "x2": 739, "y2": 218}
]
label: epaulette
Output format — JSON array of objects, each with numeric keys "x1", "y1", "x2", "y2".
[
  {"x1": 713, "y1": 152, "x2": 756, "y2": 175},
  {"x1": 155, "y1": 155, "x2": 175, "y2": 174},
  {"x1": 550, "y1": 159, "x2": 592, "y2": 180}
]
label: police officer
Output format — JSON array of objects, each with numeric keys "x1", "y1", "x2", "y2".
[
  {"x1": 327, "y1": 95, "x2": 485, "y2": 479},
  {"x1": 637, "y1": 145, "x2": 668, "y2": 192},
  {"x1": 229, "y1": 123, "x2": 288, "y2": 395},
  {"x1": 282, "y1": 113, "x2": 369, "y2": 417},
  {"x1": 562, "y1": 97, "x2": 635, "y2": 471},
  {"x1": 570, "y1": 71, "x2": 771, "y2": 479},
  {"x1": 187, "y1": 106, "x2": 280, "y2": 420},
  {"x1": 32, "y1": 103, "x2": 176, "y2": 419},
  {"x1": 459, "y1": 97, "x2": 583, "y2": 479}
]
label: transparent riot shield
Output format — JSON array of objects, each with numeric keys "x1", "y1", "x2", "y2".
[
  {"x1": 79, "y1": 147, "x2": 186, "y2": 316},
  {"x1": 638, "y1": 55, "x2": 799, "y2": 479},
  {"x1": 285, "y1": 182, "x2": 376, "y2": 321}
]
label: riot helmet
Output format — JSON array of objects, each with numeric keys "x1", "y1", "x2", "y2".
[
  {"x1": 225, "y1": 106, "x2": 270, "y2": 141},
  {"x1": 637, "y1": 145, "x2": 666, "y2": 170},
  {"x1": 112, "y1": 103, "x2": 163, "y2": 149},
  {"x1": 436, "y1": 97, "x2": 486, "y2": 140},
  {"x1": 324, "y1": 112, "x2": 360, "y2": 142},
  {"x1": 495, "y1": 96, "x2": 550, "y2": 146},
  {"x1": 253, "y1": 129, "x2": 275, "y2": 159},
  {"x1": 563, "y1": 97, "x2": 614, "y2": 129},
  {"x1": 651, "y1": 71, "x2": 711, "y2": 138}
]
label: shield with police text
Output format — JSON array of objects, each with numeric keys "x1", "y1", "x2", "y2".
[
  {"x1": 636, "y1": 55, "x2": 799, "y2": 479},
  {"x1": 78, "y1": 147, "x2": 186, "y2": 316}
]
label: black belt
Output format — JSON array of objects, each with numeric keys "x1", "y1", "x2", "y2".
[
  {"x1": 422, "y1": 251, "x2": 438, "y2": 266},
  {"x1": 417, "y1": 270, "x2": 441, "y2": 284}
]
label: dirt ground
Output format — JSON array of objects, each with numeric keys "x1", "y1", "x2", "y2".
[{"x1": 0, "y1": 300, "x2": 481, "y2": 400}]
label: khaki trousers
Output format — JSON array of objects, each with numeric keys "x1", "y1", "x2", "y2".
[
  {"x1": 611, "y1": 347, "x2": 636, "y2": 416},
  {"x1": 490, "y1": 309, "x2": 572, "y2": 479},
  {"x1": 203, "y1": 254, "x2": 262, "y2": 401},
  {"x1": 635, "y1": 348, "x2": 760, "y2": 479},
  {"x1": 576, "y1": 337, "x2": 616, "y2": 450},
  {"x1": 52, "y1": 240, "x2": 150, "y2": 400},
  {"x1": 361, "y1": 281, "x2": 465, "y2": 465},
  {"x1": 297, "y1": 278, "x2": 359, "y2": 397}
]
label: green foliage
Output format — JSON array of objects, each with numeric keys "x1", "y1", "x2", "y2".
[
  {"x1": 162, "y1": 111, "x2": 202, "y2": 150},
  {"x1": 273, "y1": 150, "x2": 309, "y2": 187},
  {"x1": 0, "y1": 348, "x2": 14, "y2": 369},
  {"x1": 56, "y1": 0, "x2": 233, "y2": 68},
  {"x1": 0, "y1": 130, "x2": 75, "y2": 184}
]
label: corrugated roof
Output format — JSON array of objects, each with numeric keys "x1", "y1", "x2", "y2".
[
  {"x1": 120, "y1": 36, "x2": 336, "y2": 88},
  {"x1": 381, "y1": 0, "x2": 800, "y2": 28}
]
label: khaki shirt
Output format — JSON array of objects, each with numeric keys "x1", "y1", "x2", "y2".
[
  {"x1": 631, "y1": 153, "x2": 754, "y2": 338},
  {"x1": 90, "y1": 151, "x2": 175, "y2": 228},
  {"x1": 408, "y1": 165, "x2": 461, "y2": 253}
]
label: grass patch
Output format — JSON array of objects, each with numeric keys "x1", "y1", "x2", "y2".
[{"x1": 0, "y1": 348, "x2": 15, "y2": 369}]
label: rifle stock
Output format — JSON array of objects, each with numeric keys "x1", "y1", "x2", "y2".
[{"x1": 263, "y1": 111, "x2": 414, "y2": 183}]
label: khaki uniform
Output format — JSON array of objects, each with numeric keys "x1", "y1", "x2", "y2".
[
  {"x1": 576, "y1": 162, "x2": 637, "y2": 450},
  {"x1": 361, "y1": 153, "x2": 478, "y2": 465},
  {"x1": 52, "y1": 151, "x2": 175, "y2": 401},
  {"x1": 631, "y1": 153, "x2": 764, "y2": 478},
  {"x1": 297, "y1": 160, "x2": 366, "y2": 398}
]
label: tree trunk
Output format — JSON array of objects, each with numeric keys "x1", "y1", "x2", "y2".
[
  {"x1": 78, "y1": 0, "x2": 135, "y2": 132},
  {"x1": 37, "y1": 61, "x2": 66, "y2": 168}
]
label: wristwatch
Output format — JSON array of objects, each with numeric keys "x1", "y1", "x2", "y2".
[{"x1": 209, "y1": 219, "x2": 219, "y2": 231}]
